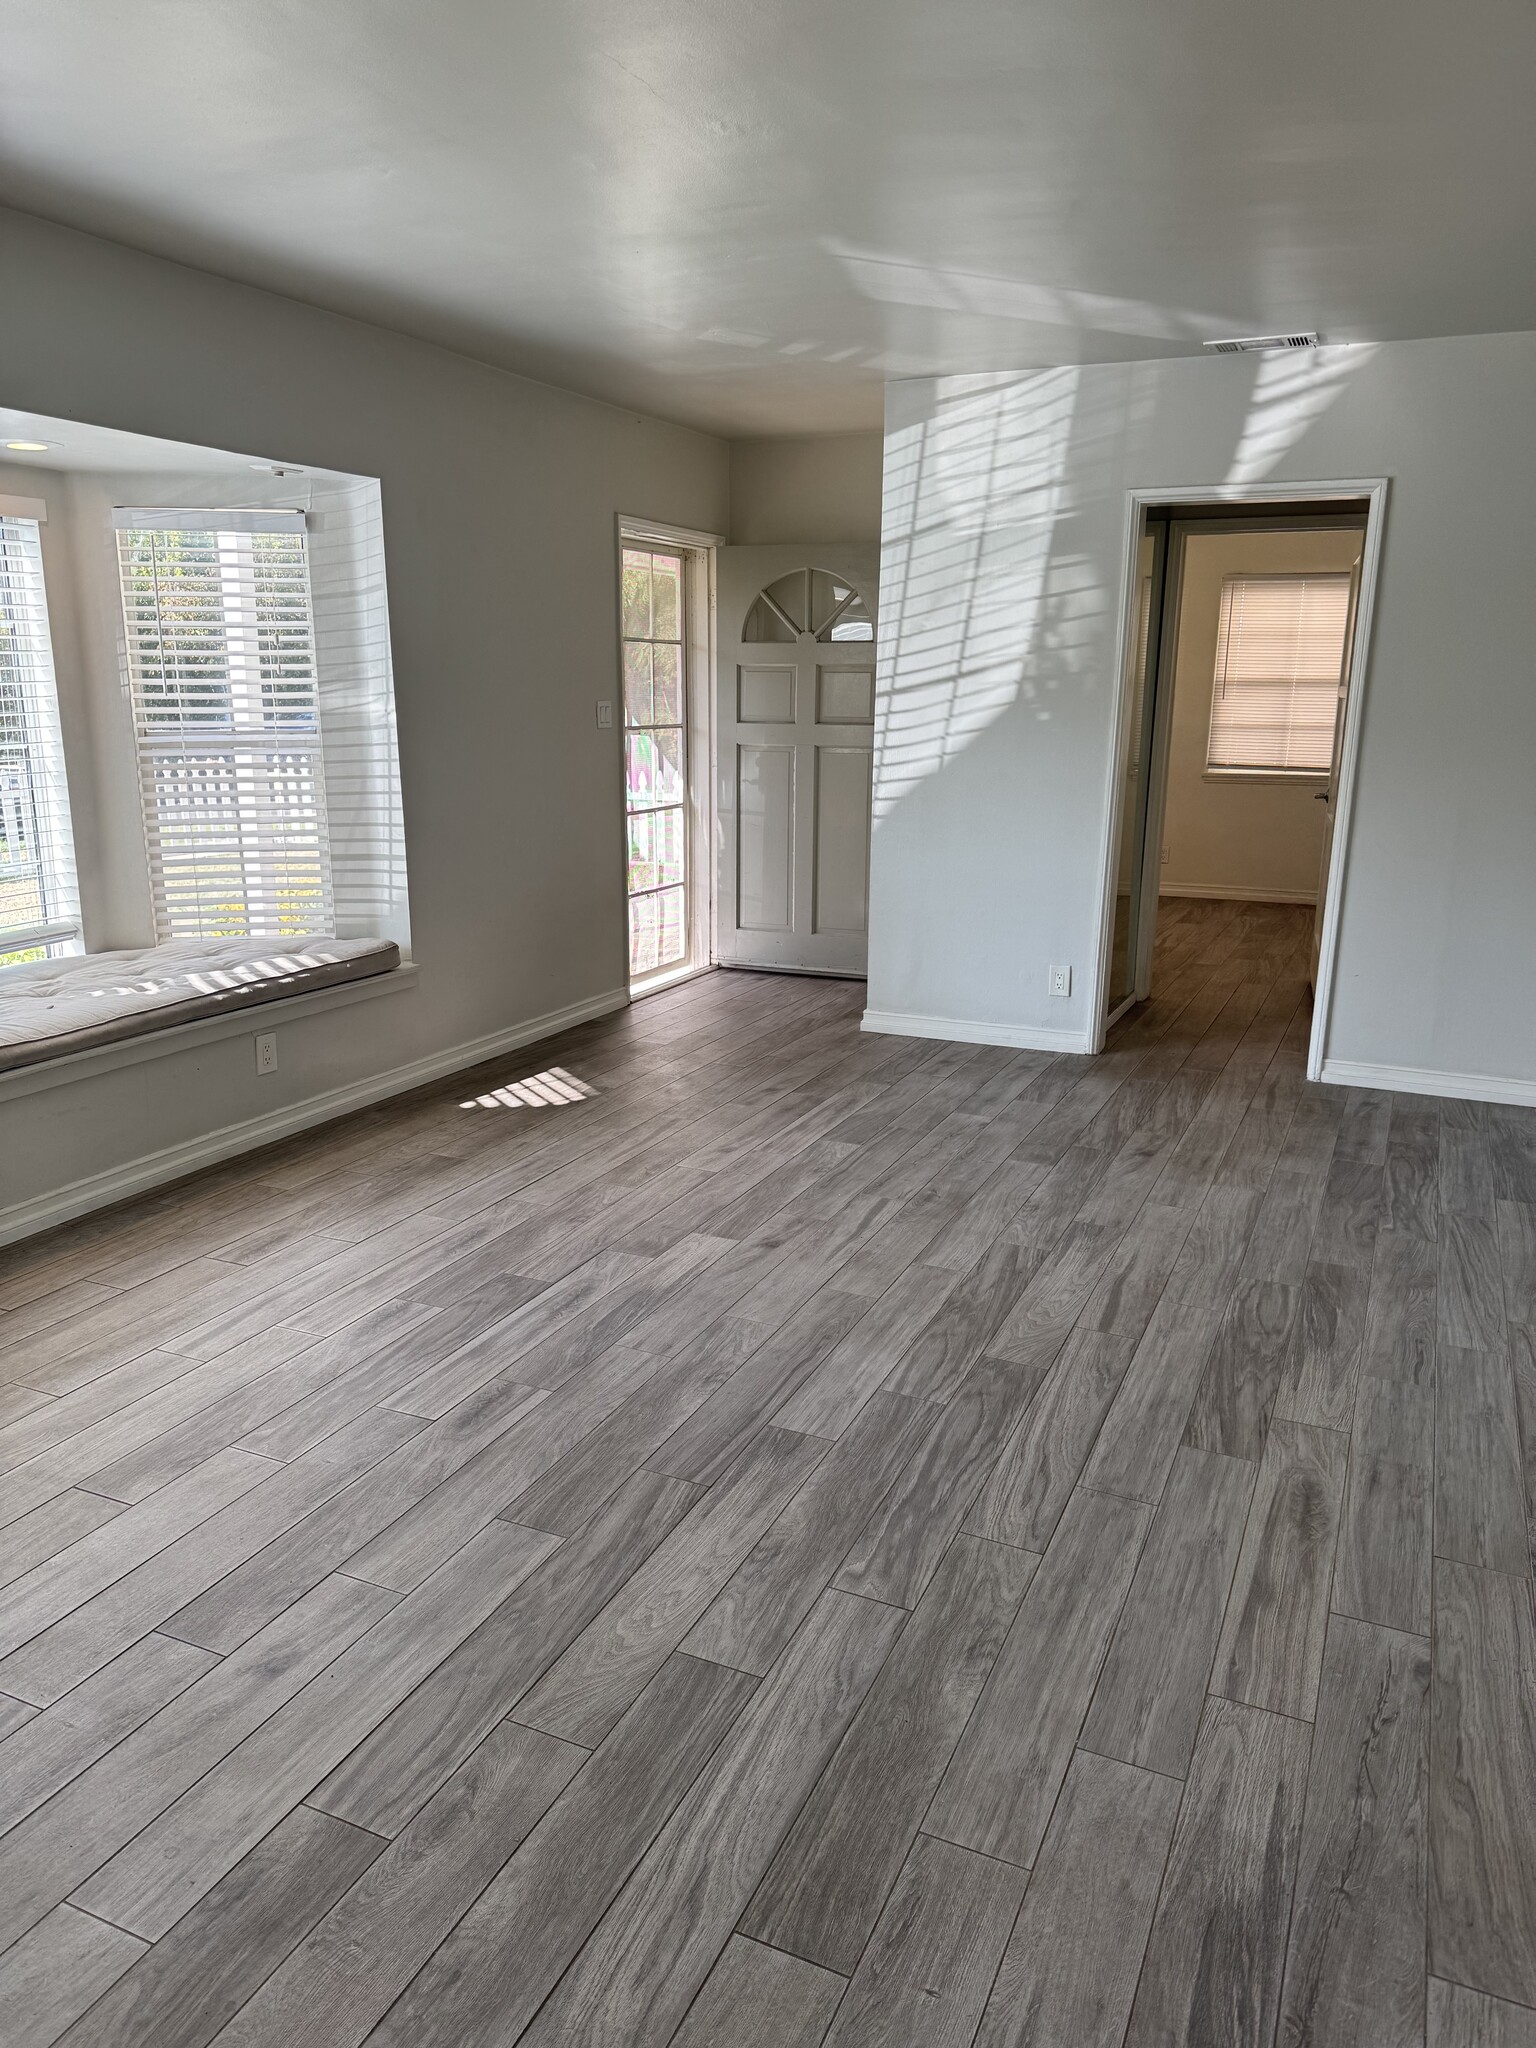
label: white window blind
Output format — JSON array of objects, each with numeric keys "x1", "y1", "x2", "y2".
[
  {"x1": 0, "y1": 513, "x2": 80, "y2": 961},
  {"x1": 1206, "y1": 572, "x2": 1352, "y2": 775},
  {"x1": 114, "y1": 510, "x2": 335, "y2": 941}
]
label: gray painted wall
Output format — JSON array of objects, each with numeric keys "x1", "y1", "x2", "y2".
[
  {"x1": 729, "y1": 433, "x2": 884, "y2": 544},
  {"x1": 868, "y1": 339, "x2": 1536, "y2": 1094},
  {"x1": 1, "y1": 206, "x2": 728, "y2": 1230}
]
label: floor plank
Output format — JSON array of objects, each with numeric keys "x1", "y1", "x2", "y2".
[
  {"x1": 1213, "y1": 1416, "x2": 1348, "y2": 1721},
  {"x1": 670, "y1": 1937, "x2": 846, "y2": 2048},
  {"x1": 1428, "y1": 1977, "x2": 1536, "y2": 2047},
  {"x1": 975, "y1": 1748, "x2": 1181, "y2": 2048},
  {"x1": 71, "y1": 1521, "x2": 556, "y2": 1941},
  {"x1": 310, "y1": 1467, "x2": 698, "y2": 1837},
  {"x1": 1124, "y1": 1695, "x2": 1311, "y2": 2048},
  {"x1": 204, "y1": 1721, "x2": 581, "y2": 2048},
  {"x1": 744, "y1": 1532, "x2": 1034, "y2": 1974},
  {"x1": 516, "y1": 1589, "x2": 904, "y2": 2048},
  {"x1": 1435, "y1": 1343, "x2": 1529, "y2": 1576},
  {"x1": 364, "y1": 1652, "x2": 756, "y2": 2048},
  {"x1": 926, "y1": 1486, "x2": 1151, "y2": 1868},
  {"x1": 0, "y1": 1902, "x2": 146, "y2": 2048},
  {"x1": 512, "y1": 1424, "x2": 825, "y2": 1745},
  {"x1": 1334, "y1": 1369, "x2": 1434, "y2": 1635},
  {"x1": 820, "y1": 1831, "x2": 1026, "y2": 2047},
  {"x1": 54, "y1": 1806, "x2": 384, "y2": 2048},
  {"x1": 1080, "y1": 1443, "x2": 1254, "y2": 1779},
  {"x1": 1430, "y1": 1560, "x2": 1536, "y2": 2007},
  {"x1": 1278, "y1": 1614, "x2": 1431, "y2": 2048}
]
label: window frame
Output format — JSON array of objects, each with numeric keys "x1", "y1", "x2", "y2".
[
  {"x1": 617, "y1": 522, "x2": 716, "y2": 995},
  {"x1": 0, "y1": 502, "x2": 82, "y2": 967}
]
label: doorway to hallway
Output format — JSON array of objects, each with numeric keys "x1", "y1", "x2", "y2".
[{"x1": 1098, "y1": 486, "x2": 1385, "y2": 1076}]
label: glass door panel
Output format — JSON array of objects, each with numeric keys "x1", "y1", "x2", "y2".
[{"x1": 622, "y1": 545, "x2": 689, "y2": 981}]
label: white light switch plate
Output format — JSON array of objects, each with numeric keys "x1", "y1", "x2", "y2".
[{"x1": 596, "y1": 700, "x2": 613, "y2": 728}]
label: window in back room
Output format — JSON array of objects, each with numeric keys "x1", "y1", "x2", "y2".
[{"x1": 1205, "y1": 571, "x2": 1354, "y2": 778}]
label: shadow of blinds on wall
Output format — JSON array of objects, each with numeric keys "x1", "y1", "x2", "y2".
[{"x1": 111, "y1": 491, "x2": 408, "y2": 947}]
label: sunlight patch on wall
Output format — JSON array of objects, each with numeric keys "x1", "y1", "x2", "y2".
[
  {"x1": 873, "y1": 369, "x2": 1083, "y2": 821},
  {"x1": 1225, "y1": 345, "x2": 1378, "y2": 486}
]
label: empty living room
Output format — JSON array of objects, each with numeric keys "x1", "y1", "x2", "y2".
[{"x1": 2, "y1": 3, "x2": 1535, "y2": 2043}]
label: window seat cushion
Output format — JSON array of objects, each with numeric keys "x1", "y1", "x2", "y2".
[{"x1": 0, "y1": 936, "x2": 401, "y2": 1074}]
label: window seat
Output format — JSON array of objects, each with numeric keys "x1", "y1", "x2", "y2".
[{"x1": 0, "y1": 936, "x2": 401, "y2": 1075}]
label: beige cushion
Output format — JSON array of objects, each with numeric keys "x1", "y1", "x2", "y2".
[{"x1": 0, "y1": 936, "x2": 401, "y2": 1074}]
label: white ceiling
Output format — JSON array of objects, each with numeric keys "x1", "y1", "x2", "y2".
[{"x1": 2, "y1": 0, "x2": 1533, "y2": 436}]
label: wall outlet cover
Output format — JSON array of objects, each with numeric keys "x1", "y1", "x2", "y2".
[
  {"x1": 255, "y1": 1031, "x2": 278, "y2": 1075},
  {"x1": 1048, "y1": 965, "x2": 1072, "y2": 998}
]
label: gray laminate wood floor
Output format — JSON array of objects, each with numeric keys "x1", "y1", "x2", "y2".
[{"x1": 3, "y1": 898, "x2": 1534, "y2": 2047}]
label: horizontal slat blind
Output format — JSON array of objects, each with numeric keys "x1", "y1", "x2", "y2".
[
  {"x1": 1206, "y1": 572, "x2": 1351, "y2": 774},
  {"x1": 116, "y1": 517, "x2": 335, "y2": 941},
  {"x1": 0, "y1": 514, "x2": 80, "y2": 960}
]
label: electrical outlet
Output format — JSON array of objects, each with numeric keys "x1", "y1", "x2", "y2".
[
  {"x1": 1161, "y1": 844, "x2": 1170, "y2": 865},
  {"x1": 596, "y1": 700, "x2": 613, "y2": 729},
  {"x1": 1048, "y1": 965, "x2": 1072, "y2": 999},
  {"x1": 255, "y1": 1031, "x2": 278, "y2": 1075}
]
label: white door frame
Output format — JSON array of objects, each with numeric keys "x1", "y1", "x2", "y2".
[
  {"x1": 1087, "y1": 477, "x2": 1391, "y2": 1081},
  {"x1": 615, "y1": 515, "x2": 723, "y2": 995}
]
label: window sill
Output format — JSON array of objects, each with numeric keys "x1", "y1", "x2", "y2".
[{"x1": 0, "y1": 961, "x2": 418, "y2": 1103}]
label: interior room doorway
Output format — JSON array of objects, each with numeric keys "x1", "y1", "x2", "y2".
[{"x1": 1096, "y1": 484, "x2": 1387, "y2": 1074}]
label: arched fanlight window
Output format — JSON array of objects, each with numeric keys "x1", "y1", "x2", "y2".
[{"x1": 743, "y1": 568, "x2": 873, "y2": 644}]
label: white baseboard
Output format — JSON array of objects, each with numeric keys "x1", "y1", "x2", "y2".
[
  {"x1": 0, "y1": 985, "x2": 630, "y2": 1248},
  {"x1": 1160, "y1": 884, "x2": 1318, "y2": 905},
  {"x1": 861, "y1": 1008, "x2": 1092, "y2": 1054},
  {"x1": 1319, "y1": 1058, "x2": 1536, "y2": 1110}
]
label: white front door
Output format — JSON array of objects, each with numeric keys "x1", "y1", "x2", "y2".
[{"x1": 715, "y1": 547, "x2": 878, "y2": 975}]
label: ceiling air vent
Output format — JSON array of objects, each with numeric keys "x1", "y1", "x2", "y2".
[{"x1": 1203, "y1": 332, "x2": 1319, "y2": 354}]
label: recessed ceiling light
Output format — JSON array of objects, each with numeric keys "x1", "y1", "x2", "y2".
[{"x1": 5, "y1": 440, "x2": 54, "y2": 453}]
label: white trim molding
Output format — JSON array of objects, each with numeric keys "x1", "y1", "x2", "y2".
[
  {"x1": 1159, "y1": 884, "x2": 1318, "y2": 905},
  {"x1": 861, "y1": 1008, "x2": 1092, "y2": 1054},
  {"x1": 1320, "y1": 1059, "x2": 1536, "y2": 1110},
  {"x1": 0, "y1": 983, "x2": 629, "y2": 1246}
]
